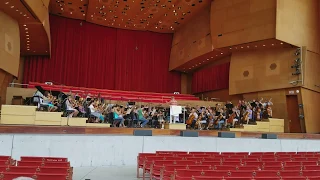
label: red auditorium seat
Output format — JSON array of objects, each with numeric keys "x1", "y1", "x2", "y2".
[
  {"x1": 0, "y1": 172, "x2": 68, "y2": 180},
  {"x1": 156, "y1": 151, "x2": 188, "y2": 155},
  {"x1": 302, "y1": 170, "x2": 320, "y2": 176},
  {"x1": 20, "y1": 156, "x2": 68, "y2": 162},
  {"x1": 237, "y1": 166, "x2": 260, "y2": 171},
  {"x1": 17, "y1": 161, "x2": 70, "y2": 167},
  {"x1": 175, "y1": 176, "x2": 222, "y2": 180},
  {"x1": 303, "y1": 165, "x2": 320, "y2": 170},
  {"x1": 229, "y1": 170, "x2": 254, "y2": 177},
  {"x1": 214, "y1": 165, "x2": 237, "y2": 171},
  {"x1": 253, "y1": 170, "x2": 279, "y2": 177},
  {"x1": 0, "y1": 160, "x2": 10, "y2": 166},
  {"x1": 200, "y1": 161, "x2": 222, "y2": 166},
  {"x1": 188, "y1": 152, "x2": 220, "y2": 156},
  {"x1": 279, "y1": 170, "x2": 303, "y2": 177},
  {"x1": 174, "y1": 169, "x2": 229, "y2": 178}
]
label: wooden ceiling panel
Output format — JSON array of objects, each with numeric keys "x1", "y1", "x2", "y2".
[
  {"x1": 176, "y1": 39, "x2": 295, "y2": 73},
  {"x1": 50, "y1": 0, "x2": 211, "y2": 33},
  {"x1": 1, "y1": 0, "x2": 50, "y2": 56},
  {"x1": 0, "y1": 0, "x2": 36, "y2": 23},
  {"x1": 50, "y1": 0, "x2": 89, "y2": 20}
]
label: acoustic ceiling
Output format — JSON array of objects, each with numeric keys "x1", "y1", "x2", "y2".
[{"x1": 49, "y1": 0, "x2": 211, "y2": 33}]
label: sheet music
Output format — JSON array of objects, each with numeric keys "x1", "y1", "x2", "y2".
[{"x1": 170, "y1": 105, "x2": 182, "y2": 116}]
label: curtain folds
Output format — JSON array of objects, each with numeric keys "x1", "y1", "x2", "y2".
[
  {"x1": 192, "y1": 62, "x2": 230, "y2": 94},
  {"x1": 23, "y1": 15, "x2": 181, "y2": 93}
]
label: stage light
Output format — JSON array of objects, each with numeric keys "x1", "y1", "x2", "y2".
[
  {"x1": 255, "y1": 45, "x2": 257, "y2": 47},
  {"x1": 263, "y1": 45, "x2": 266, "y2": 46},
  {"x1": 23, "y1": 24, "x2": 26, "y2": 27},
  {"x1": 5, "y1": 2, "x2": 9, "y2": 4},
  {"x1": 210, "y1": 57, "x2": 213, "y2": 58},
  {"x1": 229, "y1": 47, "x2": 232, "y2": 49},
  {"x1": 241, "y1": 47, "x2": 243, "y2": 48},
  {"x1": 295, "y1": 48, "x2": 301, "y2": 56},
  {"x1": 271, "y1": 44, "x2": 274, "y2": 46},
  {"x1": 221, "y1": 53, "x2": 223, "y2": 54},
  {"x1": 247, "y1": 46, "x2": 249, "y2": 48},
  {"x1": 10, "y1": 6, "x2": 14, "y2": 8},
  {"x1": 280, "y1": 42, "x2": 283, "y2": 45}
]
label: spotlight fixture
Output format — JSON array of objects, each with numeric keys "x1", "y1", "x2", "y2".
[{"x1": 295, "y1": 48, "x2": 301, "y2": 56}]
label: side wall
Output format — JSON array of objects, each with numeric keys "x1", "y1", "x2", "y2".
[
  {"x1": 169, "y1": 6, "x2": 212, "y2": 70},
  {"x1": 229, "y1": 48, "x2": 297, "y2": 95},
  {"x1": 211, "y1": 0, "x2": 276, "y2": 48},
  {"x1": 0, "y1": 11, "x2": 20, "y2": 77},
  {"x1": 276, "y1": 0, "x2": 320, "y2": 54},
  {"x1": 301, "y1": 88, "x2": 320, "y2": 133},
  {"x1": 303, "y1": 51, "x2": 320, "y2": 93}
]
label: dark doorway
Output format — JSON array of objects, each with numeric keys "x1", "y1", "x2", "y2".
[{"x1": 286, "y1": 95, "x2": 301, "y2": 133}]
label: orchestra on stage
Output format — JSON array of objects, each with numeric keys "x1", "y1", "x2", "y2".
[{"x1": 31, "y1": 90, "x2": 273, "y2": 130}]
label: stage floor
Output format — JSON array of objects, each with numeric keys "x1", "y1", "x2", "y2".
[{"x1": 0, "y1": 125, "x2": 319, "y2": 139}]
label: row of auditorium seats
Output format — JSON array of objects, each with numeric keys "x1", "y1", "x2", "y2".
[
  {"x1": 137, "y1": 151, "x2": 320, "y2": 180},
  {"x1": 27, "y1": 82, "x2": 199, "y2": 103},
  {"x1": 0, "y1": 155, "x2": 72, "y2": 180}
]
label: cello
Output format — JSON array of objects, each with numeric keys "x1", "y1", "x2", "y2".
[{"x1": 186, "y1": 114, "x2": 195, "y2": 125}]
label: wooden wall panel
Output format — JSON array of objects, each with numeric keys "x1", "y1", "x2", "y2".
[
  {"x1": 276, "y1": 0, "x2": 320, "y2": 54},
  {"x1": 303, "y1": 51, "x2": 320, "y2": 92},
  {"x1": 211, "y1": 0, "x2": 276, "y2": 49},
  {"x1": 23, "y1": 0, "x2": 51, "y2": 54},
  {"x1": 194, "y1": 89, "x2": 243, "y2": 103},
  {"x1": 0, "y1": 69, "x2": 13, "y2": 108},
  {"x1": 229, "y1": 48, "x2": 298, "y2": 95},
  {"x1": 169, "y1": 6, "x2": 212, "y2": 70},
  {"x1": 301, "y1": 88, "x2": 320, "y2": 133},
  {"x1": 0, "y1": 11, "x2": 20, "y2": 77},
  {"x1": 181, "y1": 73, "x2": 188, "y2": 94}
]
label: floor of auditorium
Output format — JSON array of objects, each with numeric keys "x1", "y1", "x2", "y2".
[
  {"x1": 0, "y1": 125, "x2": 319, "y2": 139},
  {"x1": 74, "y1": 166, "x2": 136, "y2": 180}
]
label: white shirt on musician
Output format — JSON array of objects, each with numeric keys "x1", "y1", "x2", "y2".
[{"x1": 89, "y1": 104, "x2": 95, "y2": 113}]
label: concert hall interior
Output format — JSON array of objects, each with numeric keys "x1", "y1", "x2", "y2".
[{"x1": 1, "y1": 0, "x2": 320, "y2": 179}]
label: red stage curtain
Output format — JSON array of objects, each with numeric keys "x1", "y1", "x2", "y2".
[
  {"x1": 192, "y1": 62, "x2": 230, "y2": 94},
  {"x1": 23, "y1": 15, "x2": 181, "y2": 93}
]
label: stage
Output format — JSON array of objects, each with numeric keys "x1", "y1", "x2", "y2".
[{"x1": 0, "y1": 125, "x2": 319, "y2": 139}]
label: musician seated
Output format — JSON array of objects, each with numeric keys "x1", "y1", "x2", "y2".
[
  {"x1": 41, "y1": 91, "x2": 58, "y2": 112},
  {"x1": 66, "y1": 96, "x2": 79, "y2": 117},
  {"x1": 112, "y1": 105, "x2": 125, "y2": 127},
  {"x1": 137, "y1": 105, "x2": 149, "y2": 128},
  {"x1": 214, "y1": 109, "x2": 225, "y2": 130},
  {"x1": 189, "y1": 108, "x2": 198, "y2": 129},
  {"x1": 89, "y1": 101, "x2": 104, "y2": 122}
]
